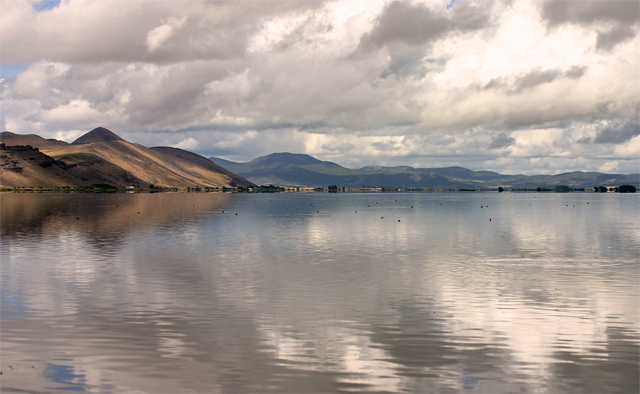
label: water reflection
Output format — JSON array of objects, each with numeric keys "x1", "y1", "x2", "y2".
[
  {"x1": 44, "y1": 361, "x2": 89, "y2": 392},
  {"x1": 1, "y1": 192, "x2": 638, "y2": 393}
]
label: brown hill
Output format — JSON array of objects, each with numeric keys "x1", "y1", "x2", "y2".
[
  {"x1": 0, "y1": 128, "x2": 254, "y2": 188},
  {"x1": 0, "y1": 143, "x2": 86, "y2": 187},
  {"x1": 151, "y1": 147, "x2": 249, "y2": 188},
  {"x1": 1, "y1": 131, "x2": 69, "y2": 148},
  {"x1": 72, "y1": 127, "x2": 125, "y2": 145}
]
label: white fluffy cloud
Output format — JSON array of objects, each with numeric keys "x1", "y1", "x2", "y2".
[
  {"x1": 172, "y1": 137, "x2": 199, "y2": 150},
  {"x1": 146, "y1": 17, "x2": 186, "y2": 53},
  {"x1": 1, "y1": 0, "x2": 638, "y2": 174}
]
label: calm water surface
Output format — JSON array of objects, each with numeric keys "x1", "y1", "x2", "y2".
[{"x1": 1, "y1": 192, "x2": 638, "y2": 393}]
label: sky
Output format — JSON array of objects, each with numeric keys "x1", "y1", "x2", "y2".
[{"x1": 1, "y1": 0, "x2": 638, "y2": 174}]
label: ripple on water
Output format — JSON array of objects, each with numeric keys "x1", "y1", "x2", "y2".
[{"x1": 1, "y1": 192, "x2": 638, "y2": 393}]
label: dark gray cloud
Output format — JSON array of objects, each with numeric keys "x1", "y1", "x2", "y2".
[
  {"x1": 596, "y1": 26, "x2": 637, "y2": 51},
  {"x1": 565, "y1": 66, "x2": 587, "y2": 79},
  {"x1": 372, "y1": 140, "x2": 398, "y2": 151},
  {"x1": 503, "y1": 110, "x2": 557, "y2": 130},
  {"x1": 384, "y1": 49, "x2": 430, "y2": 78},
  {"x1": 354, "y1": 1, "x2": 490, "y2": 55},
  {"x1": 513, "y1": 69, "x2": 562, "y2": 93},
  {"x1": 596, "y1": 101, "x2": 616, "y2": 114},
  {"x1": 540, "y1": 1, "x2": 639, "y2": 53},
  {"x1": 482, "y1": 77, "x2": 505, "y2": 90},
  {"x1": 488, "y1": 131, "x2": 515, "y2": 149},
  {"x1": 358, "y1": 2, "x2": 451, "y2": 51},
  {"x1": 540, "y1": 0, "x2": 640, "y2": 27},
  {"x1": 480, "y1": 66, "x2": 587, "y2": 93},
  {"x1": 321, "y1": 140, "x2": 355, "y2": 152},
  {"x1": 594, "y1": 122, "x2": 640, "y2": 144}
]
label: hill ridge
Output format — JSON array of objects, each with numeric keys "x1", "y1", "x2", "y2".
[
  {"x1": 1, "y1": 129, "x2": 253, "y2": 188},
  {"x1": 72, "y1": 127, "x2": 125, "y2": 145},
  {"x1": 1, "y1": 131, "x2": 70, "y2": 147},
  {"x1": 210, "y1": 153, "x2": 639, "y2": 189},
  {"x1": 2, "y1": 129, "x2": 637, "y2": 189}
]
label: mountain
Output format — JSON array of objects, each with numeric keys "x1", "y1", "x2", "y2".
[
  {"x1": 209, "y1": 153, "x2": 640, "y2": 189},
  {"x1": 209, "y1": 157, "x2": 240, "y2": 169},
  {"x1": 151, "y1": 147, "x2": 251, "y2": 188},
  {"x1": 1, "y1": 144, "x2": 85, "y2": 187},
  {"x1": 211, "y1": 153, "x2": 347, "y2": 174},
  {"x1": 71, "y1": 127, "x2": 125, "y2": 144},
  {"x1": 3, "y1": 128, "x2": 636, "y2": 190},
  {"x1": 209, "y1": 153, "x2": 354, "y2": 187},
  {"x1": 1, "y1": 131, "x2": 70, "y2": 148},
  {"x1": 1, "y1": 128, "x2": 254, "y2": 189}
]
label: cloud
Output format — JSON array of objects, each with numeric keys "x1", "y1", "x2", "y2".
[
  {"x1": 565, "y1": 66, "x2": 587, "y2": 79},
  {"x1": 596, "y1": 26, "x2": 637, "y2": 52},
  {"x1": 540, "y1": 0, "x2": 640, "y2": 27},
  {"x1": 513, "y1": 68, "x2": 563, "y2": 93},
  {"x1": 322, "y1": 139, "x2": 355, "y2": 152},
  {"x1": 482, "y1": 66, "x2": 588, "y2": 94},
  {"x1": 594, "y1": 122, "x2": 640, "y2": 145},
  {"x1": 38, "y1": 99, "x2": 101, "y2": 123},
  {"x1": 172, "y1": 137, "x2": 199, "y2": 150},
  {"x1": 146, "y1": 18, "x2": 186, "y2": 53},
  {"x1": 539, "y1": 1, "x2": 639, "y2": 52},
  {"x1": 372, "y1": 139, "x2": 400, "y2": 152},
  {"x1": 353, "y1": 0, "x2": 490, "y2": 55},
  {"x1": 1, "y1": 1, "x2": 326, "y2": 65},
  {"x1": 488, "y1": 132, "x2": 515, "y2": 150},
  {"x1": 1, "y1": 0, "x2": 638, "y2": 175},
  {"x1": 599, "y1": 161, "x2": 621, "y2": 173}
]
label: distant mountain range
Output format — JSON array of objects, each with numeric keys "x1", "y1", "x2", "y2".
[
  {"x1": 1, "y1": 128, "x2": 253, "y2": 189},
  {"x1": 210, "y1": 152, "x2": 640, "y2": 190},
  {"x1": 1, "y1": 128, "x2": 637, "y2": 190}
]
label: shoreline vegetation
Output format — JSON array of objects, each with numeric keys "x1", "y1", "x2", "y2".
[{"x1": 1, "y1": 185, "x2": 635, "y2": 194}]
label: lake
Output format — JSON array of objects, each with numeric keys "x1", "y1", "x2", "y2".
[{"x1": 1, "y1": 191, "x2": 638, "y2": 393}]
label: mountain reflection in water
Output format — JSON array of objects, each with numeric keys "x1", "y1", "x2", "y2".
[{"x1": 1, "y1": 192, "x2": 638, "y2": 393}]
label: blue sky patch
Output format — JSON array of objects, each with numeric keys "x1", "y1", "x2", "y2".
[
  {"x1": 447, "y1": 0, "x2": 461, "y2": 9},
  {"x1": 33, "y1": 0, "x2": 61, "y2": 12},
  {"x1": 0, "y1": 63, "x2": 27, "y2": 78}
]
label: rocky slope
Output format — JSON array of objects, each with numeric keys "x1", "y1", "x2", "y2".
[
  {"x1": 0, "y1": 144, "x2": 85, "y2": 187},
  {"x1": 1, "y1": 128, "x2": 253, "y2": 188}
]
